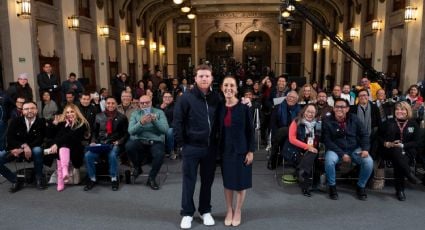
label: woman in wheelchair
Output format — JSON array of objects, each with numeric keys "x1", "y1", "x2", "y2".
[
  {"x1": 287, "y1": 103, "x2": 320, "y2": 197},
  {"x1": 46, "y1": 104, "x2": 90, "y2": 191},
  {"x1": 380, "y1": 101, "x2": 421, "y2": 201}
]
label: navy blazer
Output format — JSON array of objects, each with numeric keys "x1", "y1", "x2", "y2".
[{"x1": 218, "y1": 102, "x2": 255, "y2": 155}]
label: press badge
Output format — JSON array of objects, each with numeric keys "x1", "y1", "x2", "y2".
[
  {"x1": 408, "y1": 127, "x2": 414, "y2": 133},
  {"x1": 307, "y1": 137, "x2": 314, "y2": 146}
]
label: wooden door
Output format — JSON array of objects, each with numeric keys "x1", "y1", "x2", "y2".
[
  {"x1": 387, "y1": 55, "x2": 402, "y2": 88},
  {"x1": 81, "y1": 59, "x2": 96, "y2": 92}
]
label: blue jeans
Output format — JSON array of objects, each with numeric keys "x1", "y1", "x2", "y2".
[
  {"x1": 325, "y1": 148, "x2": 373, "y2": 188},
  {"x1": 0, "y1": 147, "x2": 44, "y2": 183},
  {"x1": 166, "y1": 128, "x2": 174, "y2": 154},
  {"x1": 84, "y1": 145, "x2": 119, "y2": 180},
  {"x1": 125, "y1": 139, "x2": 164, "y2": 179}
]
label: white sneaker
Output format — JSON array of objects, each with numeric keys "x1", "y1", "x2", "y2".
[
  {"x1": 200, "y1": 213, "x2": 215, "y2": 226},
  {"x1": 180, "y1": 216, "x2": 193, "y2": 229}
]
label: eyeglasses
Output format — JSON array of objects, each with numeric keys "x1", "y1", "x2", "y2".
[
  {"x1": 334, "y1": 105, "x2": 347, "y2": 109},
  {"x1": 139, "y1": 101, "x2": 151, "y2": 105},
  {"x1": 358, "y1": 94, "x2": 368, "y2": 97}
]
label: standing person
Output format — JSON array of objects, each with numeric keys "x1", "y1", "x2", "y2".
[
  {"x1": 174, "y1": 64, "x2": 221, "y2": 229},
  {"x1": 37, "y1": 63, "x2": 61, "y2": 103},
  {"x1": 0, "y1": 101, "x2": 46, "y2": 192},
  {"x1": 219, "y1": 76, "x2": 254, "y2": 227},
  {"x1": 61, "y1": 72, "x2": 84, "y2": 103},
  {"x1": 46, "y1": 104, "x2": 90, "y2": 191},
  {"x1": 6, "y1": 73, "x2": 33, "y2": 107}
]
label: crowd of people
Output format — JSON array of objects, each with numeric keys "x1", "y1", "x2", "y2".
[{"x1": 0, "y1": 62, "x2": 425, "y2": 229}]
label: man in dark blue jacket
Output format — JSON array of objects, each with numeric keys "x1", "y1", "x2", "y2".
[
  {"x1": 174, "y1": 64, "x2": 220, "y2": 229},
  {"x1": 323, "y1": 98, "x2": 373, "y2": 201}
]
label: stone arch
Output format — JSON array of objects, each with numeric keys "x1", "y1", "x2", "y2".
[{"x1": 242, "y1": 31, "x2": 272, "y2": 74}]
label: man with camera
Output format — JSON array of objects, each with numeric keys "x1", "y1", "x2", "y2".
[
  {"x1": 322, "y1": 98, "x2": 373, "y2": 201},
  {"x1": 125, "y1": 95, "x2": 169, "y2": 190}
]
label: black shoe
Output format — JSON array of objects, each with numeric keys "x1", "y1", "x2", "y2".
[
  {"x1": 356, "y1": 186, "x2": 367, "y2": 201},
  {"x1": 36, "y1": 177, "x2": 47, "y2": 190},
  {"x1": 84, "y1": 180, "x2": 96, "y2": 191},
  {"x1": 111, "y1": 180, "x2": 119, "y2": 191},
  {"x1": 147, "y1": 178, "x2": 159, "y2": 190},
  {"x1": 302, "y1": 188, "x2": 311, "y2": 197},
  {"x1": 9, "y1": 182, "x2": 23, "y2": 193},
  {"x1": 407, "y1": 173, "x2": 421, "y2": 185},
  {"x1": 328, "y1": 185, "x2": 338, "y2": 200},
  {"x1": 396, "y1": 190, "x2": 406, "y2": 201}
]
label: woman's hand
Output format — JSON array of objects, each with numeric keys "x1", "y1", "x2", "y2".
[
  {"x1": 49, "y1": 144, "x2": 58, "y2": 154},
  {"x1": 384, "y1": 142, "x2": 394, "y2": 148},
  {"x1": 307, "y1": 146, "x2": 318, "y2": 153},
  {"x1": 244, "y1": 152, "x2": 254, "y2": 165}
]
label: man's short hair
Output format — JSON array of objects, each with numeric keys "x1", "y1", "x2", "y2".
[
  {"x1": 105, "y1": 96, "x2": 116, "y2": 102},
  {"x1": 69, "y1": 72, "x2": 76, "y2": 77},
  {"x1": 334, "y1": 98, "x2": 349, "y2": 107},
  {"x1": 81, "y1": 92, "x2": 91, "y2": 98},
  {"x1": 357, "y1": 88, "x2": 369, "y2": 96},
  {"x1": 23, "y1": 101, "x2": 37, "y2": 107},
  {"x1": 195, "y1": 64, "x2": 212, "y2": 73}
]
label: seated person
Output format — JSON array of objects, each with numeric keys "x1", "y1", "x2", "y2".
[
  {"x1": 0, "y1": 101, "x2": 46, "y2": 192},
  {"x1": 288, "y1": 103, "x2": 320, "y2": 197},
  {"x1": 47, "y1": 104, "x2": 90, "y2": 191},
  {"x1": 125, "y1": 95, "x2": 169, "y2": 190},
  {"x1": 267, "y1": 90, "x2": 300, "y2": 169},
  {"x1": 84, "y1": 96, "x2": 128, "y2": 191},
  {"x1": 158, "y1": 92, "x2": 176, "y2": 159},
  {"x1": 380, "y1": 101, "x2": 421, "y2": 201},
  {"x1": 322, "y1": 98, "x2": 373, "y2": 201}
]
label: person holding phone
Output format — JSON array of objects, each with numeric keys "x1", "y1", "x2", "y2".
[{"x1": 380, "y1": 101, "x2": 421, "y2": 201}]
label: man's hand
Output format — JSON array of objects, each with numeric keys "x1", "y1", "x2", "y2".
[
  {"x1": 23, "y1": 144, "x2": 32, "y2": 160},
  {"x1": 10, "y1": 148, "x2": 23, "y2": 157},
  {"x1": 342, "y1": 154, "x2": 351, "y2": 163},
  {"x1": 360, "y1": 151, "x2": 369, "y2": 158},
  {"x1": 140, "y1": 114, "x2": 153, "y2": 125}
]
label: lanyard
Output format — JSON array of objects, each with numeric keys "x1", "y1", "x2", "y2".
[{"x1": 396, "y1": 121, "x2": 408, "y2": 141}]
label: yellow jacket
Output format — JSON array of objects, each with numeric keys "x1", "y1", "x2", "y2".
[{"x1": 356, "y1": 82, "x2": 382, "y2": 101}]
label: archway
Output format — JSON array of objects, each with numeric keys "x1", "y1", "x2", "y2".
[
  {"x1": 242, "y1": 31, "x2": 271, "y2": 79},
  {"x1": 205, "y1": 31, "x2": 234, "y2": 83}
]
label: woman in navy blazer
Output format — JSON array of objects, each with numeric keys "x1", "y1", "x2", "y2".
[{"x1": 219, "y1": 76, "x2": 255, "y2": 227}]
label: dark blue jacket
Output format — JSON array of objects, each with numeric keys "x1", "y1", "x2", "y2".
[
  {"x1": 218, "y1": 102, "x2": 255, "y2": 155},
  {"x1": 323, "y1": 114, "x2": 370, "y2": 158},
  {"x1": 173, "y1": 86, "x2": 221, "y2": 148},
  {"x1": 270, "y1": 100, "x2": 300, "y2": 135}
]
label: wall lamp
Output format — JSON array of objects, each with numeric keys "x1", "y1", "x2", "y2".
[
  {"x1": 99, "y1": 26, "x2": 109, "y2": 37},
  {"x1": 67, "y1": 15, "x2": 80, "y2": 30},
  {"x1": 349, "y1": 27, "x2": 359, "y2": 39},
  {"x1": 371, "y1": 20, "x2": 382, "y2": 32},
  {"x1": 405, "y1": 6, "x2": 417, "y2": 22},
  {"x1": 17, "y1": 0, "x2": 31, "y2": 19}
]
